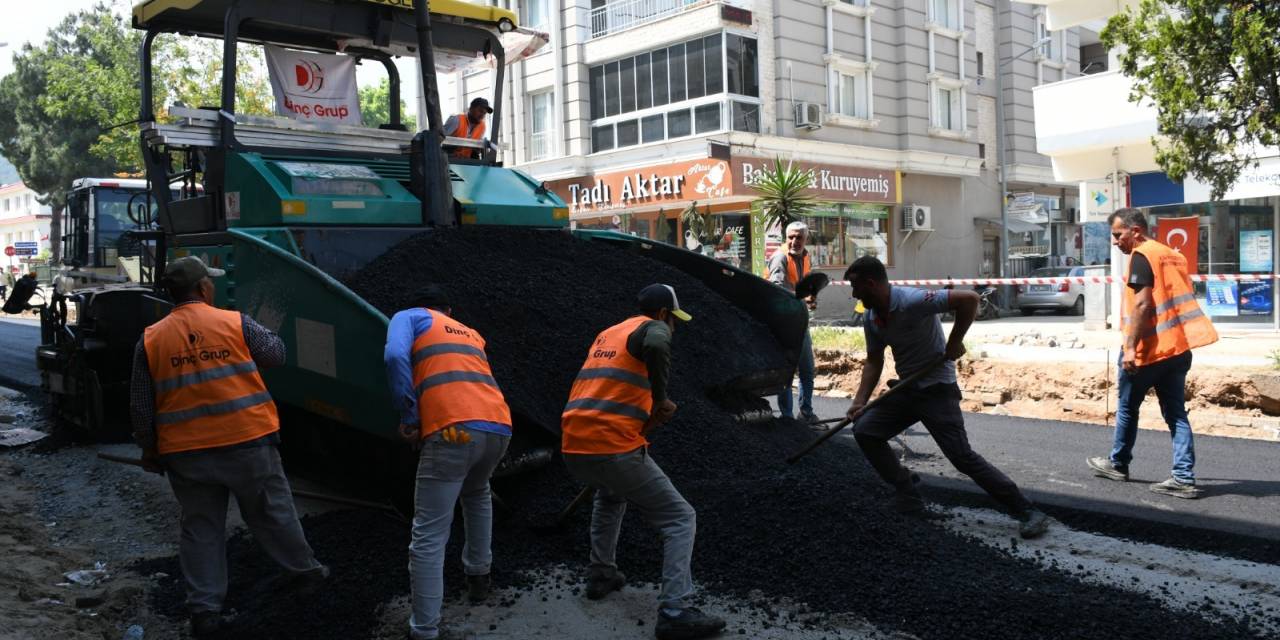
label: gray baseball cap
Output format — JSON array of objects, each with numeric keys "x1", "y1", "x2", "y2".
[{"x1": 163, "y1": 256, "x2": 225, "y2": 290}]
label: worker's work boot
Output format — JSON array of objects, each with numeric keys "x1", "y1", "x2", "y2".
[
  {"x1": 466, "y1": 573, "x2": 490, "y2": 603},
  {"x1": 1149, "y1": 476, "x2": 1201, "y2": 499},
  {"x1": 1015, "y1": 509, "x2": 1050, "y2": 539},
  {"x1": 585, "y1": 567, "x2": 626, "y2": 600},
  {"x1": 655, "y1": 606, "x2": 727, "y2": 640},
  {"x1": 1086, "y1": 456, "x2": 1129, "y2": 482},
  {"x1": 190, "y1": 611, "x2": 225, "y2": 638}
]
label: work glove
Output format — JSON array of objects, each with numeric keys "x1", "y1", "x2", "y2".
[{"x1": 440, "y1": 425, "x2": 472, "y2": 445}]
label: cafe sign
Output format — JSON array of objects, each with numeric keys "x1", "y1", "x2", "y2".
[
  {"x1": 732, "y1": 158, "x2": 900, "y2": 204},
  {"x1": 548, "y1": 158, "x2": 733, "y2": 216}
]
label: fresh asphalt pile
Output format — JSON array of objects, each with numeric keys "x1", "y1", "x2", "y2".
[{"x1": 136, "y1": 227, "x2": 1276, "y2": 639}]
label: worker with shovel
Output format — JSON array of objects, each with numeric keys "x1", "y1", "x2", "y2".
[
  {"x1": 843, "y1": 256, "x2": 1049, "y2": 539},
  {"x1": 384, "y1": 284, "x2": 513, "y2": 640},
  {"x1": 560, "y1": 284, "x2": 726, "y2": 640},
  {"x1": 129, "y1": 257, "x2": 328, "y2": 638}
]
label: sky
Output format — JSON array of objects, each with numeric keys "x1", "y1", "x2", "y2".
[{"x1": 0, "y1": 1, "x2": 420, "y2": 105}]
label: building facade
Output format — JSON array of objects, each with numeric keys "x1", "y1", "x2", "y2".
[
  {"x1": 436, "y1": 0, "x2": 1085, "y2": 316},
  {"x1": 0, "y1": 181, "x2": 52, "y2": 276}
]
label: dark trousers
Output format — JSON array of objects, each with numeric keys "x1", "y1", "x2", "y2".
[{"x1": 854, "y1": 382, "x2": 1033, "y2": 514}]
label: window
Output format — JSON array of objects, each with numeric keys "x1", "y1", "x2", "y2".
[
  {"x1": 636, "y1": 53, "x2": 652, "y2": 110},
  {"x1": 793, "y1": 204, "x2": 893, "y2": 267},
  {"x1": 931, "y1": 83, "x2": 962, "y2": 132},
  {"x1": 669, "y1": 43, "x2": 687, "y2": 103},
  {"x1": 976, "y1": 51, "x2": 984, "y2": 77},
  {"x1": 604, "y1": 61, "x2": 620, "y2": 117},
  {"x1": 838, "y1": 72, "x2": 869, "y2": 119},
  {"x1": 528, "y1": 92, "x2": 553, "y2": 161},
  {"x1": 686, "y1": 37, "x2": 705, "y2": 99},
  {"x1": 620, "y1": 58, "x2": 636, "y2": 113},
  {"x1": 641, "y1": 114, "x2": 665, "y2": 143},
  {"x1": 589, "y1": 66, "x2": 605, "y2": 120},
  {"x1": 694, "y1": 103, "x2": 720, "y2": 133},
  {"x1": 703, "y1": 34, "x2": 723, "y2": 95},
  {"x1": 667, "y1": 109, "x2": 691, "y2": 137},
  {"x1": 1035, "y1": 15, "x2": 1064, "y2": 62},
  {"x1": 652, "y1": 49, "x2": 669, "y2": 106},
  {"x1": 978, "y1": 143, "x2": 985, "y2": 159},
  {"x1": 592, "y1": 125, "x2": 615, "y2": 152},
  {"x1": 732, "y1": 101, "x2": 759, "y2": 133},
  {"x1": 726, "y1": 34, "x2": 759, "y2": 97},
  {"x1": 930, "y1": 0, "x2": 959, "y2": 30},
  {"x1": 840, "y1": 0, "x2": 868, "y2": 5},
  {"x1": 616, "y1": 119, "x2": 639, "y2": 147},
  {"x1": 524, "y1": 0, "x2": 551, "y2": 31}
]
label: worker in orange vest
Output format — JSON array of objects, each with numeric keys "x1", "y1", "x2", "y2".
[
  {"x1": 768, "y1": 220, "x2": 817, "y2": 423},
  {"x1": 443, "y1": 97, "x2": 492, "y2": 160},
  {"x1": 1088, "y1": 208, "x2": 1219, "y2": 498},
  {"x1": 383, "y1": 284, "x2": 512, "y2": 640},
  {"x1": 560, "y1": 284, "x2": 726, "y2": 640},
  {"x1": 130, "y1": 257, "x2": 327, "y2": 638}
]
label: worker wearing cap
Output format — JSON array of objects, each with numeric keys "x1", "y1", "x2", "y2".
[
  {"x1": 560, "y1": 284, "x2": 726, "y2": 640},
  {"x1": 443, "y1": 97, "x2": 493, "y2": 160},
  {"x1": 1087, "y1": 208, "x2": 1218, "y2": 498},
  {"x1": 844, "y1": 256, "x2": 1050, "y2": 540},
  {"x1": 129, "y1": 256, "x2": 327, "y2": 638},
  {"x1": 1, "y1": 271, "x2": 39, "y2": 315},
  {"x1": 383, "y1": 284, "x2": 512, "y2": 640},
  {"x1": 768, "y1": 220, "x2": 817, "y2": 423}
]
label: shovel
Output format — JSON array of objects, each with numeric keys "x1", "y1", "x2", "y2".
[{"x1": 528, "y1": 485, "x2": 595, "y2": 534}]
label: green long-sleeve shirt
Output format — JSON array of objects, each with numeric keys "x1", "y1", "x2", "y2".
[{"x1": 625, "y1": 319, "x2": 671, "y2": 402}]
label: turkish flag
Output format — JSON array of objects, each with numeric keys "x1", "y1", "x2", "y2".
[{"x1": 1157, "y1": 216, "x2": 1200, "y2": 273}]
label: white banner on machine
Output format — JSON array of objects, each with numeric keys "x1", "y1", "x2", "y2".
[{"x1": 265, "y1": 45, "x2": 363, "y2": 125}]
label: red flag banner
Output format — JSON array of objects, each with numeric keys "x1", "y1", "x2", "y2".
[{"x1": 1157, "y1": 216, "x2": 1200, "y2": 273}]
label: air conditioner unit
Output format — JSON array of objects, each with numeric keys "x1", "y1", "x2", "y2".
[
  {"x1": 794, "y1": 102, "x2": 823, "y2": 130},
  {"x1": 901, "y1": 204, "x2": 933, "y2": 231}
]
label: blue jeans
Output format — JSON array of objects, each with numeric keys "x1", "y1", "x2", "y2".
[
  {"x1": 1110, "y1": 350, "x2": 1195, "y2": 483},
  {"x1": 778, "y1": 328, "x2": 815, "y2": 418}
]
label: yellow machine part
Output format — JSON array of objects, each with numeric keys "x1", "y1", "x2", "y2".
[{"x1": 133, "y1": 0, "x2": 518, "y2": 30}]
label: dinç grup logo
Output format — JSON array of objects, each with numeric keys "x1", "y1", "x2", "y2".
[{"x1": 293, "y1": 60, "x2": 325, "y2": 94}]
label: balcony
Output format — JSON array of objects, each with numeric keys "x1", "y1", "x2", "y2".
[
  {"x1": 1031, "y1": 70, "x2": 1161, "y2": 182},
  {"x1": 528, "y1": 131, "x2": 552, "y2": 162},
  {"x1": 589, "y1": 0, "x2": 717, "y2": 39}
]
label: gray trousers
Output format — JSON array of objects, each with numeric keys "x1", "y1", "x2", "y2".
[
  {"x1": 854, "y1": 382, "x2": 1034, "y2": 514},
  {"x1": 165, "y1": 443, "x2": 322, "y2": 614},
  {"x1": 408, "y1": 428, "x2": 510, "y2": 640},
  {"x1": 564, "y1": 448, "x2": 695, "y2": 610}
]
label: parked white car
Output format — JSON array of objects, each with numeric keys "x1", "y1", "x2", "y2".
[{"x1": 1016, "y1": 266, "x2": 1085, "y2": 316}]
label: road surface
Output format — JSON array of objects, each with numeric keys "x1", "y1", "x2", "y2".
[{"x1": 0, "y1": 318, "x2": 40, "y2": 390}]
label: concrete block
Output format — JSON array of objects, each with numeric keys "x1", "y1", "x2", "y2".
[{"x1": 1225, "y1": 415, "x2": 1253, "y2": 428}]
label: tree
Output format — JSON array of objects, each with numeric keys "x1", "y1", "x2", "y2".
[
  {"x1": 749, "y1": 157, "x2": 816, "y2": 232},
  {"x1": 359, "y1": 77, "x2": 418, "y2": 130},
  {"x1": 155, "y1": 37, "x2": 274, "y2": 119},
  {"x1": 1104, "y1": 1, "x2": 1280, "y2": 199}
]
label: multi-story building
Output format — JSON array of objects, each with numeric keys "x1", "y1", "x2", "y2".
[
  {"x1": 437, "y1": 0, "x2": 1087, "y2": 315},
  {"x1": 0, "y1": 181, "x2": 52, "y2": 276}
]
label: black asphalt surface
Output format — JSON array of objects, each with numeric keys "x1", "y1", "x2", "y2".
[
  {"x1": 0, "y1": 318, "x2": 40, "y2": 390},
  {"x1": 807, "y1": 394, "x2": 1280, "y2": 549}
]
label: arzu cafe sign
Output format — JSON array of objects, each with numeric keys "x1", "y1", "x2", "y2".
[{"x1": 551, "y1": 158, "x2": 900, "y2": 215}]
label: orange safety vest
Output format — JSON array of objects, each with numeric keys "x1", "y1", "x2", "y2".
[
  {"x1": 143, "y1": 303, "x2": 279, "y2": 455},
  {"x1": 561, "y1": 316, "x2": 654, "y2": 455},
  {"x1": 786, "y1": 252, "x2": 811, "y2": 288},
  {"x1": 1122, "y1": 239, "x2": 1219, "y2": 366},
  {"x1": 411, "y1": 310, "x2": 512, "y2": 437},
  {"x1": 449, "y1": 113, "x2": 486, "y2": 159}
]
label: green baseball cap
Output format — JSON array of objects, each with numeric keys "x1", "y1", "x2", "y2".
[{"x1": 163, "y1": 256, "x2": 225, "y2": 290}]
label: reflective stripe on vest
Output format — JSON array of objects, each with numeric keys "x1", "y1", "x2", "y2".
[
  {"x1": 1122, "y1": 240, "x2": 1219, "y2": 366},
  {"x1": 450, "y1": 113, "x2": 486, "y2": 159},
  {"x1": 411, "y1": 309, "x2": 512, "y2": 437},
  {"x1": 561, "y1": 316, "x2": 654, "y2": 455},
  {"x1": 786, "y1": 253, "x2": 811, "y2": 287},
  {"x1": 143, "y1": 303, "x2": 279, "y2": 455}
]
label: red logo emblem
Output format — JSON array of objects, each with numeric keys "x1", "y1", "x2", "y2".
[{"x1": 293, "y1": 60, "x2": 325, "y2": 94}]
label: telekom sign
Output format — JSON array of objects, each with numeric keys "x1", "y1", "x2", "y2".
[{"x1": 1156, "y1": 216, "x2": 1200, "y2": 274}]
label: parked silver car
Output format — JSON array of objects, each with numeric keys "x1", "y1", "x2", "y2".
[{"x1": 1017, "y1": 266, "x2": 1085, "y2": 316}]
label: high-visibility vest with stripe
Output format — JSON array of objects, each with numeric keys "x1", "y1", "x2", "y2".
[
  {"x1": 786, "y1": 253, "x2": 811, "y2": 288},
  {"x1": 143, "y1": 303, "x2": 279, "y2": 455},
  {"x1": 449, "y1": 113, "x2": 486, "y2": 159},
  {"x1": 1123, "y1": 240, "x2": 1219, "y2": 366},
  {"x1": 412, "y1": 310, "x2": 512, "y2": 437},
  {"x1": 561, "y1": 316, "x2": 654, "y2": 455}
]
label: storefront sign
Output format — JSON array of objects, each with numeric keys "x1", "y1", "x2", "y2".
[
  {"x1": 732, "y1": 159, "x2": 899, "y2": 204},
  {"x1": 1184, "y1": 155, "x2": 1280, "y2": 204},
  {"x1": 1156, "y1": 217, "x2": 1200, "y2": 273},
  {"x1": 1240, "y1": 230, "x2": 1274, "y2": 273},
  {"x1": 1239, "y1": 279, "x2": 1273, "y2": 316},
  {"x1": 1080, "y1": 179, "x2": 1119, "y2": 221},
  {"x1": 548, "y1": 158, "x2": 732, "y2": 216},
  {"x1": 1205, "y1": 280, "x2": 1239, "y2": 317}
]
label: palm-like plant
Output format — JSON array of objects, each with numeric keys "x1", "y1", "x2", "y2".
[{"x1": 750, "y1": 157, "x2": 816, "y2": 231}]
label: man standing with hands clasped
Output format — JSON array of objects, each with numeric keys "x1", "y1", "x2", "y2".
[
  {"x1": 560, "y1": 284, "x2": 726, "y2": 640},
  {"x1": 768, "y1": 220, "x2": 818, "y2": 423},
  {"x1": 1087, "y1": 208, "x2": 1218, "y2": 498},
  {"x1": 843, "y1": 256, "x2": 1049, "y2": 539}
]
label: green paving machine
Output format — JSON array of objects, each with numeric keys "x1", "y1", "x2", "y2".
[{"x1": 36, "y1": 0, "x2": 808, "y2": 491}]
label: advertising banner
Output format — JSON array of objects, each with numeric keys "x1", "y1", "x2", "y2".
[{"x1": 265, "y1": 46, "x2": 362, "y2": 125}]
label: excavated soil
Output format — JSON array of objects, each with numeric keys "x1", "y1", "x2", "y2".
[
  {"x1": 125, "y1": 228, "x2": 1276, "y2": 639},
  {"x1": 815, "y1": 349, "x2": 1280, "y2": 441}
]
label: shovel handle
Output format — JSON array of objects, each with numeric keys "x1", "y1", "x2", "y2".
[{"x1": 785, "y1": 356, "x2": 947, "y2": 464}]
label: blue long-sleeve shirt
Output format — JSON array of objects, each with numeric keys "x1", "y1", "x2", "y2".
[{"x1": 383, "y1": 308, "x2": 511, "y2": 436}]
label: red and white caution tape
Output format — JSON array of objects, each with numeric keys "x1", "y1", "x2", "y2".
[{"x1": 828, "y1": 274, "x2": 1280, "y2": 287}]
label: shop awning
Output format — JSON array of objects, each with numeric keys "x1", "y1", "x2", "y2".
[{"x1": 975, "y1": 217, "x2": 1044, "y2": 233}]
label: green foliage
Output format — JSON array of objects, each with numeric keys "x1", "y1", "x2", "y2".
[
  {"x1": 359, "y1": 77, "x2": 418, "y2": 130},
  {"x1": 1103, "y1": 1, "x2": 1280, "y2": 200},
  {"x1": 749, "y1": 157, "x2": 816, "y2": 232},
  {"x1": 1270, "y1": 348, "x2": 1280, "y2": 371},
  {"x1": 810, "y1": 327, "x2": 867, "y2": 352},
  {"x1": 155, "y1": 37, "x2": 275, "y2": 120}
]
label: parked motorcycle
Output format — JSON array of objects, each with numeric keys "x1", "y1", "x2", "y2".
[{"x1": 977, "y1": 285, "x2": 1001, "y2": 321}]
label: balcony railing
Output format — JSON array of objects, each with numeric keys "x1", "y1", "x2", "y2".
[
  {"x1": 589, "y1": 0, "x2": 715, "y2": 39},
  {"x1": 528, "y1": 131, "x2": 551, "y2": 161}
]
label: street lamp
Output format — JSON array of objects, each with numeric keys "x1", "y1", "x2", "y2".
[{"x1": 995, "y1": 36, "x2": 1051, "y2": 280}]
